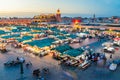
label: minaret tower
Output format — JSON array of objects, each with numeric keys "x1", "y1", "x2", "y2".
[{"x1": 56, "y1": 9, "x2": 61, "y2": 22}]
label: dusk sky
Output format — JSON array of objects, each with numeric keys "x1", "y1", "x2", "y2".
[{"x1": 0, "y1": 0, "x2": 120, "y2": 17}]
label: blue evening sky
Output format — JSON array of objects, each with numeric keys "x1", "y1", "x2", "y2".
[{"x1": 0, "y1": 0, "x2": 120, "y2": 17}]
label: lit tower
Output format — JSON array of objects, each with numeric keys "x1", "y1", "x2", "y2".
[{"x1": 56, "y1": 9, "x2": 61, "y2": 22}]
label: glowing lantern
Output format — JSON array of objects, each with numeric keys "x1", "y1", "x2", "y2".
[
  {"x1": 109, "y1": 29, "x2": 112, "y2": 31},
  {"x1": 72, "y1": 19, "x2": 81, "y2": 24}
]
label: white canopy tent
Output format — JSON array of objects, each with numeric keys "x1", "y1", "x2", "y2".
[{"x1": 76, "y1": 33, "x2": 88, "y2": 37}]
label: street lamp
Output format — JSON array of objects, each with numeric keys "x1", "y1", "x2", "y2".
[
  {"x1": 19, "y1": 57, "x2": 24, "y2": 74},
  {"x1": 16, "y1": 57, "x2": 26, "y2": 80}
]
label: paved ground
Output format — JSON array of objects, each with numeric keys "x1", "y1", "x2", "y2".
[
  {"x1": 69, "y1": 38, "x2": 98, "y2": 49},
  {"x1": 0, "y1": 38, "x2": 120, "y2": 80},
  {"x1": 0, "y1": 45, "x2": 65, "y2": 80}
]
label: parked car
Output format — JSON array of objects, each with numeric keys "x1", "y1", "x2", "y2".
[
  {"x1": 103, "y1": 47, "x2": 115, "y2": 53},
  {"x1": 4, "y1": 60, "x2": 20, "y2": 67},
  {"x1": 109, "y1": 63, "x2": 117, "y2": 71},
  {"x1": 4, "y1": 57, "x2": 25, "y2": 67},
  {"x1": 113, "y1": 41, "x2": 120, "y2": 47}
]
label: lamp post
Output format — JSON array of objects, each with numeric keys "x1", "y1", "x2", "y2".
[
  {"x1": 16, "y1": 57, "x2": 26, "y2": 80},
  {"x1": 19, "y1": 57, "x2": 24, "y2": 74}
]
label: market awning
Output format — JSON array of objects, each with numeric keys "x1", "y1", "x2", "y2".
[{"x1": 114, "y1": 38, "x2": 120, "y2": 41}]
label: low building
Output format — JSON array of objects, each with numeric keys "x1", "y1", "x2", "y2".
[{"x1": 0, "y1": 18, "x2": 32, "y2": 26}]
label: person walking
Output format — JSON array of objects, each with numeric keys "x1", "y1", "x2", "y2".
[
  {"x1": 16, "y1": 57, "x2": 19, "y2": 61},
  {"x1": 29, "y1": 61, "x2": 32, "y2": 66},
  {"x1": 110, "y1": 54, "x2": 112, "y2": 59},
  {"x1": 26, "y1": 63, "x2": 29, "y2": 68},
  {"x1": 26, "y1": 61, "x2": 32, "y2": 68}
]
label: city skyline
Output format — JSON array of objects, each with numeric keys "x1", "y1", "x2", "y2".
[{"x1": 0, "y1": 0, "x2": 120, "y2": 17}]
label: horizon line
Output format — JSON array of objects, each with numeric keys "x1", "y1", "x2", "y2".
[{"x1": 0, "y1": 12, "x2": 119, "y2": 18}]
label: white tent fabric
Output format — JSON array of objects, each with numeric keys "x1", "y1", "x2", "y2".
[{"x1": 76, "y1": 33, "x2": 88, "y2": 37}]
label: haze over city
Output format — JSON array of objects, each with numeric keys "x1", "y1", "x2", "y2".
[{"x1": 0, "y1": 0, "x2": 120, "y2": 17}]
